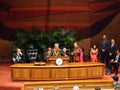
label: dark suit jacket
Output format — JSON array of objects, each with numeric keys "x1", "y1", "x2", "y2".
[
  {"x1": 108, "y1": 44, "x2": 117, "y2": 60},
  {"x1": 109, "y1": 44, "x2": 117, "y2": 55},
  {"x1": 61, "y1": 51, "x2": 69, "y2": 56},
  {"x1": 100, "y1": 39, "x2": 110, "y2": 52}
]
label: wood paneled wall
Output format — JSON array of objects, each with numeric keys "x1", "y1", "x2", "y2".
[
  {"x1": 91, "y1": 12, "x2": 120, "y2": 50},
  {"x1": 0, "y1": 0, "x2": 120, "y2": 61}
]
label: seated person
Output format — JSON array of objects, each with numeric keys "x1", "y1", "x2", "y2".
[
  {"x1": 94, "y1": 87, "x2": 101, "y2": 90},
  {"x1": 53, "y1": 43, "x2": 61, "y2": 56},
  {"x1": 71, "y1": 42, "x2": 84, "y2": 62},
  {"x1": 44, "y1": 47, "x2": 53, "y2": 62},
  {"x1": 12, "y1": 48, "x2": 24, "y2": 63},
  {"x1": 112, "y1": 75, "x2": 120, "y2": 89},
  {"x1": 73, "y1": 86, "x2": 80, "y2": 90},
  {"x1": 109, "y1": 49, "x2": 120, "y2": 75},
  {"x1": 61, "y1": 47, "x2": 69, "y2": 56}
]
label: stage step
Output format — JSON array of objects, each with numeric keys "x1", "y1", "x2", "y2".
[{"x1": 24, "y1": 79, "x2": 113, "y2": 90}]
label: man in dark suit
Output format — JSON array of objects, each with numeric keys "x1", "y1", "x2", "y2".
[
  {"x1": 100, "y1": 35, "x2": 110, "y2": 68},
  {"x1": 61, "y1": 48, "x2": 69, "y2": 56},
  {"x1": 108, "y1": 39, "x2": 117, "y2": 60},
  {"x1": 109, "y1": 49, "x2": 120, "y2": 75}
]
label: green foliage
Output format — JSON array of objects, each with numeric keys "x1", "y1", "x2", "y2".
[{"x1": 13, "y1": 27, "x2": 77, "y2": 57}]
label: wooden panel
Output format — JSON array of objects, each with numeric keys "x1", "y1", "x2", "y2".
[
  {"x1": 24, "y1": 79, "x2": 113, "y2": 90},
  {"x1": 50, "y1": 0, "x2": 89, "y2": 6},
  {"x1": 0, "y1": 39, "x2": 12, "y2": 60},
  {"x1": 69, "y1": 68, "x2": 87, "y2": 78},
  {"x1": 12, "y1": 68, "x2": 30, "y2": 79},
  {"x1": 1, "y1": 0, "x2": 89, "y2": 8},
  {"x1": 4, "y1": 0, "x2": 48, "y2": 8},
  {"x1": 10, "y1": 62, "x2": 104, "y2": 81},
  {"x1": 31, "y1": 69, "x2": 50, "y2": 79},
  {"x1": 51, "y1": 68, "x2": 68, "y2": 79},
  {"x1": 49, "y1": 12, "x2": 90, "y2": 23},
  {"x1": 87, "y1": 66, "x2": 103, "y2": 77}
]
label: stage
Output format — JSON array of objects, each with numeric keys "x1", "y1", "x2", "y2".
[{"x1": 0, "y1": 62, "x2": 119, "y2": 90}]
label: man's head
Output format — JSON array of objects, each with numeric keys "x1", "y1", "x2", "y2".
[
  {"x1": 16, "y1": 48, "x2": 21, "y2": 53},
  {"x1": 95, "y1": 87, "x2": 101, "y2": 90},
  {"x1": 73, "y1": 85, "x2": 80, "y2": 90},
  {"x1": 48, "y1": 47, "x2": 52, "y2": 51},
  {"x1": 74, "y1": 42, "x2": 79, "y2": 48},
  {"x1": 54, "y1": 43, "x2": 59, "y2": 49},
  {"x1": 111, "y1": 39, "x2": 115, "y2": 44},
  {"x1": 102, "y1": 34, "x2": 107, "y2": 40},
  {"x1": 63, "y1": 47, "x2": 67, "y2": 53},
  {"x1": 112, "y1": 75, "x2": 119, "y2": 81}
]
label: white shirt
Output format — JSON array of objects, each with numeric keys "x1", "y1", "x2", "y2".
[{"x1": 115, "y1": 54, "x2": 120, "y2": 62}]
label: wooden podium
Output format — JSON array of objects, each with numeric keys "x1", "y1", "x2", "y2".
[
  {"x1": 10, "y1": 62, "x2": 104, "y2": 81},
  {"x1": 48, "y1": 56, "x2": 70, "y2": 64}
]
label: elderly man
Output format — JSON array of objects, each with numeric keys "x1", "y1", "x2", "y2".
[{"x1": 12, "y1": 48, "x2": 24, "y2": 63}]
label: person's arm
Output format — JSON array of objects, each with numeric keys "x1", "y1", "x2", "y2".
[
  {"x1": 114, "y1": 55, "x2": 118, "y2": 63},
  {"x1": 90, "y1": 49, "x2": 92, "y2": 58},
  {"x1": 117, "y1": 55, "x2": 120, "y2": 63},
  {"x1": 79, "y1": 48, "x2": 84, "y2": 62},
  {"x1": 100, "y1": 40, "x2": 103, "y2": 50},
  {"x1": 110, "y1": 45, "x2": 117, "y2": 55},
  {"x1": 12, "y1": 54, "x2": 16, "y2": 63},
  {"x1": 71, "y1": 49, "x2": 77, "y2": 55},
  {"x1": 104, "y1": 40, "x2": 110, "y2": 51},
  {"x1": 96, "y1": 48, "x2": 99, "y2": 56},
  {"x1": 12, "y1": 57, "x2": 16, "y2": 63},
  {"x1": 100, "y1": 40, "x2": 106, "y2": 52}
]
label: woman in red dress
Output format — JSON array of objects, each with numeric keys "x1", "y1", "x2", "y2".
[
  {"x1": 90, "y1": 45, "x2": 98, "y2": 62},
  {"x1": 71, "y1": 42, "x2": 84, "y2": 62}
]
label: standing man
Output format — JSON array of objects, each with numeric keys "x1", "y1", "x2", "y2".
[
  {"x1": 100, "y1": 35, "x2": 110, "y2": 69},
  {"x1": 108, "y1": 39, "x2": 117, "y2": 61}
]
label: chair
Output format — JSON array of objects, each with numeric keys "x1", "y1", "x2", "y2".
[{"x1": 27, "y1": 49, "x2": 38, "y2": 63}]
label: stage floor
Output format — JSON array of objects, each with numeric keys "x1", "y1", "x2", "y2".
[{"x1": 0, "y1": 62, "x2": 119, "y2": 90}]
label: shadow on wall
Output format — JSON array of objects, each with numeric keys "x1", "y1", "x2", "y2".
[
  {"x1": 0, "y1": 11, "x2": 119, "y2": 42},
  {"x1": 76, "y1": 11, "x2": 119, "y2": 40}
]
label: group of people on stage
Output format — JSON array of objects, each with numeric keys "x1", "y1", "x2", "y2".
[
  {"x1": 100, "y1": 35, "x2": 120, "y2": 75},
  {"x1": 12, "y1": 34, "x2": 120, "y2": 74},
  {"x1": 44, "y1": 34, "x2": 120, "y2": 75},
  {"x1": 45, "y1": 43, "x2": 69, "y2": 57},
  {"x1": 45, "y1": 42, "x2": 84, "y2": 62}
]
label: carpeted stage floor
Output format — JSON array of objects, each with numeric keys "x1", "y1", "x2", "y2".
[
  {"x1": 0, "y1": 63, "x2": 120, "y2": 90},
  {"x1": 0, "y1": 63, "x2": 23, "y2": 90}
]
